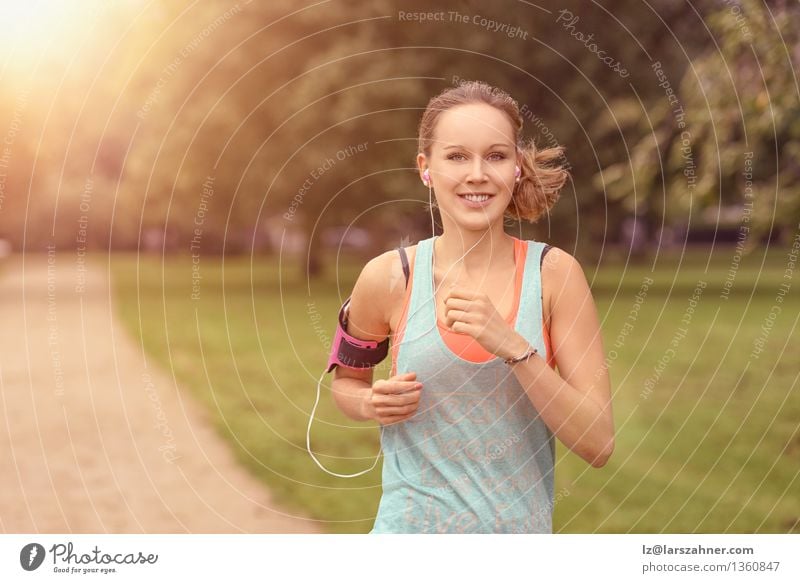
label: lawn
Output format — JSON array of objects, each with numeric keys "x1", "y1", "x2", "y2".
[{"x1": 110, "y1": 242, "x2": 799, "y2": 533}]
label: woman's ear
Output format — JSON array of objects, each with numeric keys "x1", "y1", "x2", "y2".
[{"x1": 416, "y1": 152, "x2": 428, "y2": 185}]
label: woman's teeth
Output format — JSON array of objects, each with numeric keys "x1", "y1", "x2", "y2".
[{"x1": 462, "y1": 194, "x2": 490, "y2": 202}]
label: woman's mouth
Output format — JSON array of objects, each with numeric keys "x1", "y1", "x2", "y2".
[{"x1": 458, "y1": 193, "x2": 494, "y2": 208}]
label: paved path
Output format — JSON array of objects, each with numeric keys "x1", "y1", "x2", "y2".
[{"x1": 0, "y1": 253, "x2": 318, "y2": 533}]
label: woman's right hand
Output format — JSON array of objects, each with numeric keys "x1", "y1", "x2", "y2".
[{"x1": 364, "y1": 372, "x2": 423, "y2": 425}]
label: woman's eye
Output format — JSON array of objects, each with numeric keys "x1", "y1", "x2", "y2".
[{"x1": 446, "y1": 152, "x2": 506, "y2": 161}]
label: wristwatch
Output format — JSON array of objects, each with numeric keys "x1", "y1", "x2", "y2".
[{"x1": 503, "y1": 344, "x2": 538, "y2": 365}]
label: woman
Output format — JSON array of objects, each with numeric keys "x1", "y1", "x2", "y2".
[{"x1": 330, "y1": 80, "x2": 614, "y2": 533}]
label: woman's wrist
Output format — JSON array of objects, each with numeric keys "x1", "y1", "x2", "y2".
[{"x1": 498, "y1": 332, "x2": 534, "y2": 362}]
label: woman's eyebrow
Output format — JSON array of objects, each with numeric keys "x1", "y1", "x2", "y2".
[{"x1": 443, "y1": 143, "x2": 512, "y2": 150}]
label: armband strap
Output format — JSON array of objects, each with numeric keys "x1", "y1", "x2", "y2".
[{"x1": 325, "y1": 297, "x2": 389, "y2": 373}]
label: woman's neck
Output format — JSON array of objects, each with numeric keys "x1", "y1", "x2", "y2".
[{"x1": 433, "y1": 224, "x2": 515, "y2": 278}]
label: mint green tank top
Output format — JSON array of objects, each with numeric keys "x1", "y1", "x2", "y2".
[{"x1": 370, "y1": 236, "x2": 555, "y2": 533}]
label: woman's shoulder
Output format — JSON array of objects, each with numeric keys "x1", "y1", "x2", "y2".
[
  {"x1": 540, "y1": 245, "x2": 582, "y2": 272},
  {"x1": 515, "y1": 239, "x2": 572, "y2": 272},
  {"x1": 535, "y1": 244, "x2": 585, "y2": 285},
  {"x1": 361, "y1": 244, "x2": 418, "y2": 277},
  {"x1": 532, "y1": 243, "x2": 584, "y2": 315},
  {"x1": 354, "y1": 244, "x2": 419, "y2": 320},
  {"x1": 538, "y1": 244, "x2": 590, "y2": 318},
  {"x1": 380, "y1": 244, "x2": 419, "y2": 292}
]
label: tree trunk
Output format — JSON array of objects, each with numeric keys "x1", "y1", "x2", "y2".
[{"x1": 306, "y1": 228, "x2": 323, "y2": 280}]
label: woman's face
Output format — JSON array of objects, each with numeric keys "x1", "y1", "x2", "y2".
[{"x1": 420, "y1": 102, "x2": 518, "y2": 230}]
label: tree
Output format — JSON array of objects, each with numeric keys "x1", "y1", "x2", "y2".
[{"x1": 596, "y1": 0, "x2": 800, "y2": 250}]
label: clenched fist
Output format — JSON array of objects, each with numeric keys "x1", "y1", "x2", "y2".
[{"x1": 364, "y1": 372, "x2": 423, "y2": 425}]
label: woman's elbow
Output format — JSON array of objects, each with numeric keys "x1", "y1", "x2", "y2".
[{"x1": 589, "y1": 436, "x2": 615, "y2": 468}]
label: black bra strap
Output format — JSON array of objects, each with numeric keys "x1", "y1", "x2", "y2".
[
  {"x1": 397, "y1": 247, "x2": 410, "y2": 289},
  {"x1": 541, "y1": 244, "x2": 552, "y2": 265}
]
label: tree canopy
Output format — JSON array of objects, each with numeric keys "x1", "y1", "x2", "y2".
[{"x1": 0, "y1": 0, "x2": 796, "y2": 269}]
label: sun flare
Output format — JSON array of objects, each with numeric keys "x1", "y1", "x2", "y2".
[{"x1": 0, "y1": 0, "x2": 106, "y2": 62}]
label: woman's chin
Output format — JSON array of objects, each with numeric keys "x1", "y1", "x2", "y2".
[
  {"x1": 453, "y1": 215, "x2": 498, "y2": 232},
  {"x1": 439, "y1": 200, "x2": 509, "y2": 231}
]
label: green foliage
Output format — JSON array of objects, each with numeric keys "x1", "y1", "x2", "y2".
[{"x1": 597, "y1": 0, "x2": 800, "y2": 245}]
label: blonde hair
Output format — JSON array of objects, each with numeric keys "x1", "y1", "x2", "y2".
[{"x1": 417, "y1": 80, "x2": 569, "y2": 223}]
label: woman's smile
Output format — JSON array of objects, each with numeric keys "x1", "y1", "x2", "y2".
[{"x1": 457, "y1": 192, "x2": 496, "y2": 208}]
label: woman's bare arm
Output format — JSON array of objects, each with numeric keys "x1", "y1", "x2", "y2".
[
  {"x1": 331, "y1": 252, "x2": 422, "y2": 424},
  {"x1": 505, "y1": 248, "x2": 615, "y2": 467}
]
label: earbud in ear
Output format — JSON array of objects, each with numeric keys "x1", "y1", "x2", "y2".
[{"x1": 423, "y1": 169, "x2": 430, "y2": 185}]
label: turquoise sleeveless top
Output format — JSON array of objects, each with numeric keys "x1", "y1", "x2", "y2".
[{"x1": 370, "y1": 236, "x2": 556, "y2": 533}]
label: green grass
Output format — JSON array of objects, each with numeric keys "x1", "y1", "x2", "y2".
[{"x1": 110, "y1": 243, "x2": 799, "y2": 533}]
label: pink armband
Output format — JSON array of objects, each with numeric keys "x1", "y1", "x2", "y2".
[{"x1": 325, "y1": 297, "x2": 390, "y2": 373}]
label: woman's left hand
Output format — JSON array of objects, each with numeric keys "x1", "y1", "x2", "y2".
[{"x1": 442, "y1": 285, "x2": 527, "y2": 360}]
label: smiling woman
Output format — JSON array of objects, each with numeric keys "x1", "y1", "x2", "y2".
[{"x1": 323, "y1": 80, "x2": 615, "y2": 534}]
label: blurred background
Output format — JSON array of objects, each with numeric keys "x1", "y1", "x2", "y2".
[{"x1": 0, "y1": 0, "x2": 797, "y2": 534}]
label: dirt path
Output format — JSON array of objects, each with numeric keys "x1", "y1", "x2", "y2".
[{"x1": 0, "y1": 253, "x2": 319, "y2": 533}]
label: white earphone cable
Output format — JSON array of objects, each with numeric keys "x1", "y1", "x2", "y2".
[{"x1": 307, "y1": 168, "x2": 506, "y2": 478}]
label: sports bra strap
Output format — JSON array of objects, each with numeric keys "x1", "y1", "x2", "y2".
[
  {"x1": 395, "y1": 243, "x2": 551, "y2": 290},
  {"x1": 397, "y1": 246, "x2": 410, "y2": 288}
]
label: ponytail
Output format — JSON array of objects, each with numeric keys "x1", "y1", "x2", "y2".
[{"x1": 507, "y1": 139, "x2": 569, "y2": 223}]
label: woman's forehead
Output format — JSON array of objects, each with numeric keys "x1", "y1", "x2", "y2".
[{"x1": 433, "y1": 103, "x2": 515, "y2": 148}]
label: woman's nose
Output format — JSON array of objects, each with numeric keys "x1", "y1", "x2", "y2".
[{"x1": 466, "y1": 158, "x2": 488, "y2": 182}]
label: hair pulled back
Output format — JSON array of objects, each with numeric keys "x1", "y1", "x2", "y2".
[{"x1": 417, "y1": 80, "x2": 569, "y2": 223}]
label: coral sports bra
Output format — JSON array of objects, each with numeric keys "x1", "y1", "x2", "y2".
[{"x1": 394, "y1": 238, "x2": 556, "y2": 368}]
